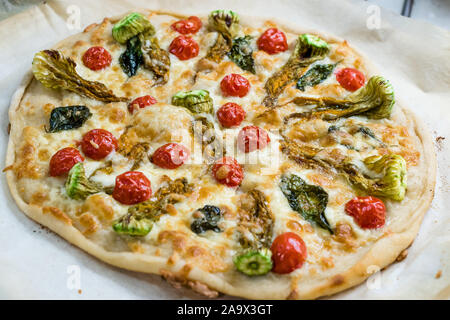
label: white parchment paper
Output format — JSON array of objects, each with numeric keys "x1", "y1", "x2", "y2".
[{"x1": 0, "y1": 0, "x2": 448, "y2": 299}]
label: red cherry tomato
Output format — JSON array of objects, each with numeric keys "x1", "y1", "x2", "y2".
[
  {"x1": 237, "y1": 125, "x2": 271, "y2": 153},
  {"x1": 345, "y1": 196, "x2": 386, "y2": 229},
  {"x1": 171, "y1": 16, "x2": 202, "y2": 34},
  {"x1": 212, "y1": 157, "x2": 244, "y2": 187},
  {"x1": 257, "y1": 28, "x2": 288, "y2": 55},
  {"x1": 128, "y1": 95, "x2": 157, "y2": 114},
  {"x1": 49, "y1": 147, "x2": 84, "y2": 177},
  {"x1": 82, "y1": 46, "x2": 112, "y2": 71},
  {"x1": 216, "y1": 102, "x2": 246, "y2": 128},
  {"x1": 81, "y1": 129, "x2": 118, "y2": 160},
  {"x1": 112, "y1": 171, "x2": 152, "y2": 205},
  {"x1": 336, "y1": 68, "x2": 365, "y2": 91},
  {"x1": 169, "y1": 36, "x2": 199, "y2": 60},
  {"x1": 220, "y1": 74, "x2": 251, "y2": 97},
  {"x1": 271, "y1": 232, "x2": 307, "y2": 274},
  {"x1": 151, "y1": 143, "x2": 190, "y2": 169}
]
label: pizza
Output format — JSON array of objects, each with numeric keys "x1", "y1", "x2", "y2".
[{"x1": 5, "y1": 9, "x2": 436, "y2": 299}]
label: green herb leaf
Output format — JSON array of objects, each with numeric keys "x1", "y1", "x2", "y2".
[
  {"x1": 47, "y1": 106, "x2": 92, "y2": 133},
  {"x1": 228, "y1": 36, "x2": 255, "y2": 73},
  {"x1": 280, "y1": 174, "x2": 332, "y2": 233},
  {"x1": 296, "y1": 63, "x2": 336, "y2": 91},
  {"x1": 32, "y1": 50, "x2": 127, "y2": 102},
  {"x1": 119, "y1": 35, "x2": 144, "y2": 77}
]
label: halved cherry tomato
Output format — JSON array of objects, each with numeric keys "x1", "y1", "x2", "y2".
[
  {"x1": 128, "y1": 95, "x2": 157, "y2": 114},
  {"x1": 169, "y1": 35, "x2": 199, "y2": 60},
  {"x1": 345, "y1": 196, "x2": 385, "y2": 229},
  {"x1": 212, "y1": 157, "x2": 244, "y2": 187},
  {"x1": 151, "y1": 143, "x2": 190, "y2": 169},
  {"x1": 220, "y1": 74, "x2": 250, "y2": 97},
  {"x1": 336, "y1": 68, "x2": 365, "y2": 91},
  {"x1": 257, "y1": 28, "x2": 288, "y2": 55},
  {"x1": 112, "y1": 171, "x2": 152, "y2": 205},
  {"x1": 271, "y1": 232, "x2": 307, "y2": 274},
  {"x1": 237, "y1": 125, "x2": 270, "y2": 153},
  {"x1": 81, "y1": 129, "x2": 118, "y2": 160},
  {"x1": 171, "y1": 16, "x2": 202, "y2": 34},
  {"x1": 216, "y1": 102, "x2": 246, "y2": 128},
  {"x1": 82, "y1": 46, "x2": 112, "y2": 71},
  {"x1": 49, "y1": 147, "x2": 84, "y2": 176}
]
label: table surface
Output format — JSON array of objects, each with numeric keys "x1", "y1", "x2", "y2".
[{"x1": 0, "y1": 0, "x2": 449, "y2": 30}]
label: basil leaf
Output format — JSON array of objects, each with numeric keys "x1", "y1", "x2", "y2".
[
  {"x1": 280, "y1": 174, "x2": 333, "y2": 233},
  {"x1": 228, "y1": 36, "x2": 255, "y2": 73},
  {"x1": 119, "y1": 35, "x2": 144, "y2": 77},
  {"x1": 48, "y1": 106, "x2": 92, "y2": 132},
  {"x1": 296, "y1": 63, "x2": 336, "y2": 91}
]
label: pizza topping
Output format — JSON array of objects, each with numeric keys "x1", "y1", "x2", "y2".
[
  {"x1": 233, "y1": 249, "x2": 273, "y2": 276},
  {"x1": 47, "y1": 105, "x2": 92, "y2": 132},
  {"x1": 171, "y1": 16, "x2": 202, "y2": 34},
  {"x1": 270, "y1": 232, "x2": 307, "y2": 274},
  {"x1": 151, "y1": 143, "x2": 190, "y2": 169},
  {"x1": 290, "y1": 76, "x2": 395, "y2": 120},
  {"x1": 49, "y1": 147, "x2": 84, "y2": 177},
  {"x1": 65, "y1": 163, "x2": 102, "y2": 200},
  {"x1": 216, "y1": 102, "x2": 246, "y2": 128},
  {"x1": 128, "y1": 95, "x2": 157, "y2": 113},
  {"x1": 32, "y1": 50, "x2": 127, "y2": 102},
  {"x1": 169, "y1": 35, "x2": 199, "y2": 60},
  {"x1": 345, "y1": 196, "x2": 385, "y2": 229},
  {"x1": 237, "y1": 125, "x2": 270, "y2": 153},
  {"x1": 112, "y1": 171, "x2": 152, "y2": 205},
  {"x1": 342, "y1": 154, "x2": 407, "y2": 201},
  {"x1": 220, "y1": 74, "x2": 250, "y2": 97},
  {"x1": 262, "y1": 34, "x2": 329, "y2": 107},
  {"x1": 257, "y1": 28, "x2": 288, "y2": 55},
  {"x1": 228, "y1": 36, "x2": 255, "y2": 73},
  {"x1": 336, "y1": 68, "x2": 365, "y2": 92},
  {"x1": 81, "y1": 129, "x2": 118, "y2": 160},
  {"x1": 123, "y1": 142, "x2": 150, "y2": 171},
  {"x1": 141, "y1": 33, "x2": 171, "y2": 85},
  {"x1": 112, "y1": 12, "x2": 154, "y2": 44},
  {"x1": 205, "y1": 10, "x2": 239, "y2": 63},
  {"x1": 190, "y1": 205, "x2": 223, "y2": 234},
  {"x1": 296, "y1": 63, "x2": 337, "y2": 91},
  {"x1": 280, "y1": 174, "x2": 332, "y2": 233},
  {"x1": 212, "y1": 157, "x2": 244, "y2": 187},
  {"x1": 172, "y1": 89, "x2": 213, "y2": 114},
  {"x1": 119, "y1": 35, "x2": 144, "y2": 77},
  {"x1": 82, "y1": 46, "x2": 112, "y2": 71},
  {"x1": 114, "y1": 178, "x2": 193, "y2": 236}
]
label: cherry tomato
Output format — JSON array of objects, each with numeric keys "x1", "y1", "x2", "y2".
[
  {"x1": 271, "y1": 232, "x2": 307, "y2": 274},
  {"x1": 345, "y1": 196, "x2": 386, "y2": 229},
  {"x1": 82, "y1": 46, "x2": 112, "y2": 71},
  {"x1": 171, "y1": 16, "x2": 202, "y2": 34},
  {"x1": 81, "y1": 129, "x2": 118, "y2": 160},
  {"x1": 257, "y1": 28, "x2": 288, "y2": 55},
  {"x1": 169, "y1": 35, "x2": 199, "y2": 60},
  {"x1": 216, "y1": 102, "x2": 246, "y2": 128},
  {"x1": 151, "y1": 143, "x2": 190, "y2": 169},
  {"x1": 128, "y1": 95, "x2": 157, "y2": 114},
  {"x1": 237, "y1": 125, "x2": 271, "y2": 153},
  {"x1": 112, "y1": 171, "x2": 152, "y2": 205},
  {"x1": 212, "y1": 157, "x2": 244, "y2": 187},
  {"x1": 49, "y1": 147, "x2": 84, "y2": 177},
  {"x1": 220, "y1": 74, "x2": 251, "y2": 98},
  {"x1": 336, "y1": 68, "x2": 365, "y2": 91}
]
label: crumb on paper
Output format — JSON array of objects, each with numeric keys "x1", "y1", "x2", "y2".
[
  {"x1": 435, "y1": 270, "x2": 442, "y2": 279},
  {"x1": 435, "y1": 136, "x2": 445, "y2": 151}
]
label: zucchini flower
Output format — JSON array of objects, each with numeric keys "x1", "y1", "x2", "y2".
[
  {"x1": 65, "y1": 163, "x2": 102, "y2": 200},
  {"x1": 291, "y1": 76, "x2": 395, "y2": 120},
  {"x1": 208, "y1": 10, "x2": 240, "y2": 39},
  {"x1": 233, "y1": 248, "x2": 273, "y2": 276},
  {"x1": 112, "y1": 12, "x2": 155, "y2": 44},
  {"x1": 113, "y1": 212, "x2": 153, "y2": 236},
  {"x1": 171, "y1": 89, "x2": 213, "y2": 114},
  {"x1": 343, "y1": 154, "x2": 407, "y2": 201}
]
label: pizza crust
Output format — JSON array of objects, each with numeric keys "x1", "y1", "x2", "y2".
[{"x1": 5, "y1": 10, "x2": 436, "y2": 299}]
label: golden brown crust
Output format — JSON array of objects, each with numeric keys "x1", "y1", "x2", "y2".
[{"x1": 5, "y1": 10, "x2": 436, "y2": 300}]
